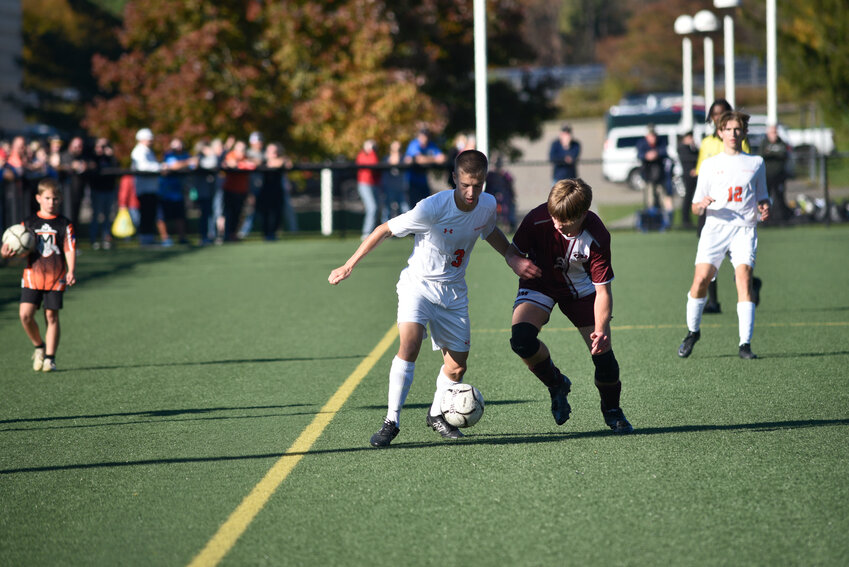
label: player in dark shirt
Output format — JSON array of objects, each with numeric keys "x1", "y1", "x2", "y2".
[{"x1": 504, "y1": 178, "x2": 633, "y2": 434}]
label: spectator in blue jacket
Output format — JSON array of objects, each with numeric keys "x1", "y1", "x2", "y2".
[{"x1": 549, "y1": 124, "x2": 581, "y2": 184}]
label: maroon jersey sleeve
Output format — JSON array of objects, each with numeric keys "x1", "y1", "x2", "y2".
[{"x1": 583, "y1": 212, "x2": 614, "y2": 284}]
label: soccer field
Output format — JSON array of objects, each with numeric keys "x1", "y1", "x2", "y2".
[{"x1": 1, "y1": 225, "x2": 848, "y2": 566}]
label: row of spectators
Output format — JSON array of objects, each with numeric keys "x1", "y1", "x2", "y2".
[{"x1": 1, "y1": 127, "x2": 517, "y2": 248}]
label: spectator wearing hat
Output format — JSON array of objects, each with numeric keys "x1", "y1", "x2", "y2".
[
  {"x1": 549, "y1": 124, "x2": 581, "y2": 184},
  {"x1": 131, "y1": 128, "x2": 161, "y2": 246}
]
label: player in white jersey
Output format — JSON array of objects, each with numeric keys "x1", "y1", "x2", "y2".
[
  {"x1": 678, "y1": 111, "x2": 771, "y2": 360},
  {"x1": 329, "y1": 150, "x2": 540, "y2": 447}
]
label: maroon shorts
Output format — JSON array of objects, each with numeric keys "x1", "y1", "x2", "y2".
[{"x1": 514, "y1": 288, "x2": 595, "y2": 328}]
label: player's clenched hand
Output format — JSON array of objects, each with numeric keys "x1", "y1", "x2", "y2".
[
  {"x1": 328, "y1": 265, "x2": 352, "y2": 285},
  {"x1": 507, "y1": 255, "x2": 542, "y2": 279},
  {"x1": 590, "y1": 330, "x2": 609, "y2": 355},
  {"x1": 758, "y1": 201, "x2": 771, "y2": 222}
]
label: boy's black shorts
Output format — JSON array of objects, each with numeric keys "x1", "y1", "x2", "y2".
[{"x1": 21, "y1": 288, "x2": 64, "y2": 310}]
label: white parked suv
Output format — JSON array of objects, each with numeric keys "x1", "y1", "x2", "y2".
[{"x1": 602, "y1": 124, "x2": 683, "y2": 192}]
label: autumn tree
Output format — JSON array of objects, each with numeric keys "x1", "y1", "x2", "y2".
[
  {"x1": 86, "y1": 0, "x2": 551, "y2": 160},
  {"x1": 86, "y1": 0, "x2": 440, "y2": 160}
]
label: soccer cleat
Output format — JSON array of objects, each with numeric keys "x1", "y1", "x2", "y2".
[
  {"x1": 703, "y1": 302, "x2": 722, "y2": 314},
  {"x1": 678, "y1": 330, "x2": 700, "y2": 358},
  {"x1": 369, "y1": 419, "x2": 400, "y2": 448},
  {"x1": 738, "y1": 343, "x2": 758, "y2": 359},
  {"x1": 548, "y1": 375, "x2": 572, "y2": 425},
  {"x1": 602, "y1": 407, "x2": 634, "y2": 434},
  {"x1": 41, "y1": 358, "x2": 57, "y2": 372},
  {"x1": 426, "y1": 413, "x2": 464, "y2": 439},
  {"x1": 752, "y1": 277, "x2": 762, "y2": 307},
  {"x1": 32, "y1": 347, "x2": 45, "y2": 371}
]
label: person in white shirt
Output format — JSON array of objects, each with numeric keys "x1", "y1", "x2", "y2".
[
  {"x1": 678, "y1": 111, "x2": 771, "y2": 360},
  {"x1": 131, "y1": 128, "x2": 161, "y2": 246},
  {"x1": 329, "y1": 149, "x2": 540, "y2": 447}
]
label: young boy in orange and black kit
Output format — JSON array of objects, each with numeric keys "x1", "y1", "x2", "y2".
[{"x1": 1, "y1": 177, "x2": 77, "y2": 371}]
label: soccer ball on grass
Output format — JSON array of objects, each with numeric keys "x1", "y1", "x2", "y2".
[
  {"x1": 2, "y1": 225, "x2": 35, "y2": 256},
  {"x1": 440, "y1": 383, "x2": 484, "y2": 428}
]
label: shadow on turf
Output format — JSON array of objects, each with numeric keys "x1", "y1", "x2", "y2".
[
  {"x1": 3, "y1": 417, "x2": 848, "y2": 475},
  {"x1": 706, "y1": 350, "x2": 849, "y2": 359},
  {"x1": 70, "y1": 354, "x2": 364, "y2": 371},
  {"x1": 360, "y1": 400, "x2": 532, "y2": 411},
  {"x1": 0, "y1": 247, "x2": 201, "y2": 308},
  {"x1": 0, "y1": 404, "x2": 313, "y2": 427}
]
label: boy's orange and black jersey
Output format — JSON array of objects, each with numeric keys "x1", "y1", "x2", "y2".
[{"x1": 21, "y1": 212, "x2": 76, "y2": 291}]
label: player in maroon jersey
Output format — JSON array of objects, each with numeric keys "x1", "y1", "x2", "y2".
[{"x1": 503, "y1": 178, "x2": 633, "y2": 433}]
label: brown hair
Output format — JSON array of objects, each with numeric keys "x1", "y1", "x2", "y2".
[
  {"x1": 38, "y1": 177, "x2": 62, "y2": 197},
  {"x1": 716, "y1": 110, "x2": 750, "y2": 133},
  {"x1": 455, "y1": 149, "x2": 488, "y2": 178},
  {"x1": 547, "y1": 178, "x2": 593, "y2": 221}
]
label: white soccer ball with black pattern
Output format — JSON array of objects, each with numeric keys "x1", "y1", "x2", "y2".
[
  {"x1": 440, "y1": 383, "x2": 484, "y2": 428},
  {"x1": 2, "y1": 224, "x2": 35, "y2": 256}
]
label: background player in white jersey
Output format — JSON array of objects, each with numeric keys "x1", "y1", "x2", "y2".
[
  {"x1": 678, "y1": 111, "x2": 771, "y2": 360},
  {"x1": 328, "y1": 150, "x2": 540, "y2": 447},
  {"x1": 503, "y1": 178, "x2": 633, "y2": 434}
]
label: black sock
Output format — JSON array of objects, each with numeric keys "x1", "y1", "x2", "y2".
[
  {"x1": 531, "y1": 356, "x2": 563, "y2": 389},
  {"x1": 596, "y1": 381, "x2": 622, "y2": 412},
  {"x1": 708, "y1": 280, "x2": 718, "y2": 304},
  {"x1": 35, "y1": 343, "x2": 45, "y2": 349}
]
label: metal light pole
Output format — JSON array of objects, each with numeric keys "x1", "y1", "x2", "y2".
[
  {"x1": 766, "y1": 0, "x2": 777, "y2": 124},
  {"x1": 473, "y1": 0, "x2": 489, "y2": 157},
  {"x1": 694, "y1": 10, "x2": 719, "y2": 107},
  {"x1": 715, "y1": 1, "x2": 741, "y2": 108},
  {"x1": 674, "y1": 15, "x2": 695, "y2": 132}
]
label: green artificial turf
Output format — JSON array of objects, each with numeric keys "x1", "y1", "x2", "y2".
[{"x1": 1, "y1": 225, "x2": 848, "y2": 566}]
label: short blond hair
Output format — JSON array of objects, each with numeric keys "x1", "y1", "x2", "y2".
[
  {"x1": 38, "y1": 177, "x2": 62, "y2": 197},
  {"x1": 547, "y1": 178, "x2": 592, "y2": 221}
]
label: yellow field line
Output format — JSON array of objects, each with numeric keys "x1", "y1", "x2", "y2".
[{"x1": 187, "y1": 325, "x2": 399, "y2": 567}]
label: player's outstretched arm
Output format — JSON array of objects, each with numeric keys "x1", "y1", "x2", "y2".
[{"x1": 328, "y1": 222, "x2": 393, "y2": 285}]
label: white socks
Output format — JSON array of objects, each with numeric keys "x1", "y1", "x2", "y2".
[
  {"x1": 429, "y1": 367, "x2": 458, "y2": 417},
  {"x1": 386, "y1": 356, "x2": 415, "y2": 426},
  {"x1": 737, "y1": 301, "x2": 755, "y2": 345},
  {"x1": 686, "y1": 293, "x2": 708, "y2": 332}
]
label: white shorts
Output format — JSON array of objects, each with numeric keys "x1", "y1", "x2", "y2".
[
  {"x1": 396, "y1": 269, "x2": 470, "y2": 352},
  {"x1": 695, "y1": 223, "x2": 758, "y2": 270}
]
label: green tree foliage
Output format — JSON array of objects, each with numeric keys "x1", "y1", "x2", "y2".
[
  {"x1": 778, "y1": 0, "x2": 849, "y2": 132},
  {"x1": 21, "y1": 0, "x2": 121, "y2": 133},
  {"x1": 85, "y1": 0, "x2": 551, "y2": 159}
]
